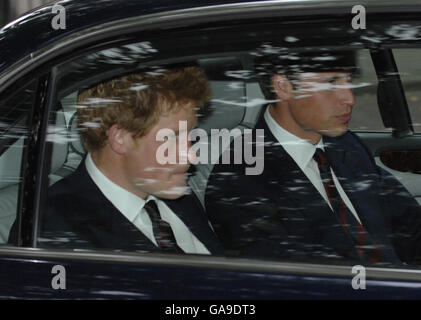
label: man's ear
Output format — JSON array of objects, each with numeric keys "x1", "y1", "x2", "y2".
[
  {"x1": 107, "y1": 124, "x2": 129, "y2": 155},
  {"x1": 271, "y1": 74, "x2": 293, "y2": 101}
]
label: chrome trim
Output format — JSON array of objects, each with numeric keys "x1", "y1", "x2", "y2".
[
  {"x1": 1, "y1": 246, "x2": 421, "y2": 282},
  {"x1": 1, "y1": 0, "x2": 421, "y2": 90}
]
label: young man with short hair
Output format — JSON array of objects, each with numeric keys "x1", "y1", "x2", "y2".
[
  {"x1": 205, "y1": 51, "x2": 421, "y2": 265},
  {"x1": 34, "y1": 66, "x2": 222, "y2": 254}
]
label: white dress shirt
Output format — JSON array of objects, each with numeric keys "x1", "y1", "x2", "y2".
[
  {"x1": 264, "y1": 106, "x2": 361, "y2": 223},
  {"x1": 85, "y1": 153, "x2": 210, "y2": 254}
]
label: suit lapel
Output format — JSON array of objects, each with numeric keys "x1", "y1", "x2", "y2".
[
  {"x1": 255, "y1": 116, "x2": 361, "y2": 259},
  {"x1": 255, "y1": 115, "x2": 334, "y2": 218},
  {"x1": 323, "y1": 134, "x2": 382, "y2": 231},
  {"x1": 74, "y1": 162, "x2": 158, "y2": 252},
  {"x1": 323, "y1": 134, "x2": 400, "y2": 263}
]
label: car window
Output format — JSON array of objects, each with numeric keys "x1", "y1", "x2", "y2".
[
  {"x1": 35, "y1": 19, "x2": 421, "y2": 270},
  {"x1": 0, "y1": 80, "x2": 37, "y2": 244}
]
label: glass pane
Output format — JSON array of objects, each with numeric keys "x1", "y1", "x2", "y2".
[
  {"x1": 39, "y1": 20, "x2": 421, "y2": 270},
  {"x1": 0, "y1": 80, "x2": 36, "y2": 244}
]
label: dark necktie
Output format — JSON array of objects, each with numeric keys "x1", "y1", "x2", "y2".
[
  {"x1": 143, "y1": 200, "x2": 183, "y2": 253},
  {"x1": 313, "y1": 148, "x2": 380, "y2": 263}
]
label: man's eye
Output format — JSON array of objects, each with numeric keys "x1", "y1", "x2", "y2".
[
  {"x1": 328, "y1": 75, "x2": 352, "y2": 85},
  {"x1": 328, "y1": 78, "x2": 340, "y2": 85}
]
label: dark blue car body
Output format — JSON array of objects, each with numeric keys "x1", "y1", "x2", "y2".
[{"x1": 1, "y1": 0, "x2": 421, "y2": 300}]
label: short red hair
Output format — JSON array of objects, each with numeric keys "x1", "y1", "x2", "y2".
[{"x1": 77, "y1": 66, "x2": 211, "y2": 152}]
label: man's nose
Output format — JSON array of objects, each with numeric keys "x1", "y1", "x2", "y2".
[
  {"x1": 338, "y1": 86, "x2": 355, "y2": 106},
  {"x1": 187, "y1": 140, "x2": 197, "y2": 165}
]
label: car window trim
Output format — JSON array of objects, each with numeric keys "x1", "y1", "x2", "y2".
[
  {"x1": 2, "y1": 1, "x2": 421, "y2": 92},
  {"x1": 1, "y1": 246, "x2": 421, "y2": 283},
  {"x1": 15, "y1": 71, "x2": 55, "y2": 248}
]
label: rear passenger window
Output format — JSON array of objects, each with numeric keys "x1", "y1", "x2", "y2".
[
  {"x1": 35, "y1": 20, "x2": 421, "y2": 270},
  {"x1": 0, "y1": 80, "x2": 36, "y2": 244}
]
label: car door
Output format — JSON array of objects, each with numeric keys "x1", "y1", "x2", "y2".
[{"x1": 2, "y1": 1, "x2": 421, "y2": 301}]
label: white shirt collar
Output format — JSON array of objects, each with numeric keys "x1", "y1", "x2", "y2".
[
  {"x1": 264, "y1": 105, "x2": 324, "y2": 170},
  {"x1": 85, "y1": 152, "x2": 157, "y2": 223}
]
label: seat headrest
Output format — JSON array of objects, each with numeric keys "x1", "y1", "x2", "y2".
[
  {"x1": 0, "y1": 137, "x2": 24, "y2": 189},
  {"x1": 198, "y1": 58, "x2": 247, "y2": 133},
  {"x1": 0, "y1": 107, "x2": 69, "y2": 190},
  {"x1": 68, "y1": 112, "x2": 86, "y2": 156}
]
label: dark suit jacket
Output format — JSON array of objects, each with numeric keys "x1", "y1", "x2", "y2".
[
  {"x1": 32, "y1": 162, "x2": 223, "y2": 254},
  {"x1": 205, "y1": 113, "x2": 421, "y2": 265}
]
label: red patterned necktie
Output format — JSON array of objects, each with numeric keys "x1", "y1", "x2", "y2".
[
  {"x1": 144, "y1": 200, "x2": 183, "y2": 253},
  {"x1": 313, "y1": 148, "x2": 380, "y2": 263}
]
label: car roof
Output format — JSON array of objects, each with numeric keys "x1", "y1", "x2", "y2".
[{"x1": 0, "y1": 0, "x2": 421, "y2": 76}]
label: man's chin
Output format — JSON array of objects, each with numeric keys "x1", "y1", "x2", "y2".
[
  {"x1": 320, "y1": 126, "x2": 349, "y2": 137},
  {"x1": 153, "y1": 185, "x2": 191, "y2": 200}
]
